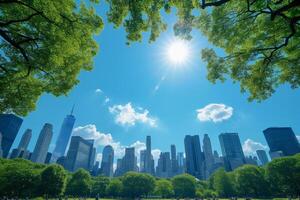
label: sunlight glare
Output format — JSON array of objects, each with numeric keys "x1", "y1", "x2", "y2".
[{"x1": 166, "y1": 38, "x2": 190, "y2": 66}]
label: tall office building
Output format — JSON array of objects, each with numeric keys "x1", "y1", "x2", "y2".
[
  {"x1": 18, "y1": 129, "x2": 32, "y2": 150},
  {"x1": 140, "y1": 149, "x2": 146, "y2": 172},
  {"x1": 263, "y1": 127, "x2": 300, "y2": 158},
  {"x1": 64, "y1": 136, "x2": 94, "y2": 172},
  {"x1": 256, "y1": 150, "x2": 269, "y2": 165},
  {"x1": 100, "y1": 145, "x2": 114, "y2": 177},
  {"x1": 52, "y1": 107, "x2": 76, "y2": 162},
  {"x1": 114, "y1": 158, "x2": 123, "y2": 177},
  {"x1": 203, "y1": 134, "x2": 215, "y2": 178},
  {"x1": 219, "y1": 133, "x2": 245, "y2": 171},
  {"x1": 156, "y1": 152, "x2": 171, "y2": 178},
  {"x1": 31, "y1": 123, "x2": 53, "y2": 163},
  {"x1": 177, "y1": 152, "x2": 185, "y2": 174},
  {"x1": 10, "y1": 129, "x2": 32, "y2": 159},
  {"x1": 123, "y1": 147, "x2": 136, "y2": 173},
  {"x1": 144, "y1": 136, "x2": 155, "y2": 175},
  {"x1": 170, "y1": 144, "x2": 179, "y2": 176},
  {"x1": 0, "y1": 114, "x2": 23, "y2": 158},
  {"x1": 184, "y1": 135, "x2": 205, "y2": 179}
]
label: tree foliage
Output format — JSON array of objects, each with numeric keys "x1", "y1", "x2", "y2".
[
  {"x1": 0, "y1": 0, "x2": 103, "y2": 115},
  {"x1": 121, "y1": 172, "x2": 155, "y2": 198},
  {"x1": 211, "y1": 168, "x2": 235, "y2": 197},
  {"x1": 266, "y1": 155, "x2": 300, "y2": 196},
  {"x1": 0, "y1": 158, "x2": 42, "y2": 198},
  {"x1": 172, "y1": 174, "x2": 196, "y2": 198},
  {"x1": 106, "y1": 178, "x2": 123, "y2": 198},
  {"x1": 40, "y1": 164, "x2": 67, "y2": 197},
  {"x1": 90, "y1": 176, "x2": 110, "y2": 197},
  {"x1": 65, "y1": 169, "x2": 92, "y2": 197},
  {"x1": 105, "y1": 0, "x2": 300, "y2": 101},
  {"x1": 234, "y1": 165, "x2": 269, "y2": 197},
  {"x1": 154, "y1": 179, "x2": 174, "y2": 198}
]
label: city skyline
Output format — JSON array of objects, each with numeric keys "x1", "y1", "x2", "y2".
[
  {"x1": 1, "y1": 112, "x2": 300, "y2": 180},
  {"x1": 6, "y1": 109, "x2": 300, "y2": 168}
]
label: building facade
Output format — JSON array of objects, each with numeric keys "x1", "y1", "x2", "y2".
[
  {"x1": 263, "y1": 127, "x2": 300, "y2": 158},
  {"x1": 184, "y1": 135, "x2": 205, "y2": 179},
  {"x1": 100, "y1": 145, "x2": 114, "y2": 177},
  {"x1": 52, "y1": 108, "x2": 76, "y2": 162},
  {"x1": 156, "y1": 152, "x2": 171, "y2": 178},
  {"x1": 31, "y1": 123, "x2": 53, "y2": 163},
  {"x1": 219, "y1": 133, "x2": 245, "y2": 171},
  {"x1": 0, "y1": 114, "x2": 23, "y2": 158},
  {"x1": 256, "y1": 149, "x2": 269, "y2": 165},
  {"x1": 10, "y1": 129, "x2": 32, "y2": 159},
  {"x1": 64, "y1": 136, "x2": 94, "y2": 172},
  {"x1": 202, "y1": 134, "x2": 215, "y2": 179}
]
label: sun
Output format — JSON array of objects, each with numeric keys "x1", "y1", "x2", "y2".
[{"x1": 166, "y1": 38, "x2": 191, "y2": 66}]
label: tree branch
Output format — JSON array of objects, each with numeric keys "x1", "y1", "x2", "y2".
[
  {"x1": 0, "y1": 12, "x2": 41, "y2": 27},
  {"x1": 201, "y1": 0, "x2": 231, "y2": 9}
]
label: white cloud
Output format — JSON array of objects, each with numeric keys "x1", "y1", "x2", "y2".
[
  {"x1": 297, "y1": 135, "x2": 300, "y2": 142},
  {"x1": 95, "y1": 88, "x2": 102, "y2": 93},
  {"x1": 109, "y1": 103, "x2": 157, "y2": 127},
  {"x1": 197, "y1": 103, "x2": 233, "y2": 123},
  {"x1": 105, "y1": 97, "x2": 110, "y2": 103},
  {"x1": 242, "y1": 139, "x2": 268, "y2": 156}
]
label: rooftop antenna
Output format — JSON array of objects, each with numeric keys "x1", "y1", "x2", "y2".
[{"x1": 70, "y1": 104, "x2": 75, "y2": 115}]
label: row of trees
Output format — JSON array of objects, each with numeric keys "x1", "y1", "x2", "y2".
[{"x1": 0, "y1": 153, "x2": 299, "y2": 198}]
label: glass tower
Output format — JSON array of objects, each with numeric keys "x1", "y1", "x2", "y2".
[
  {"x1": 184, "y1": 135, "x2": 205, "y2": 179},
  {"x1": 52, "y1": 106, "x2": 76, "y2": 162},
  {"x1": 31, "y1": 123, "x2": 53, "y2": 163},
  {"x1": 219, "y1": 133, "x2": 245, "y2": 171},
  {"x1": 263, "y1": 127, "x2": 300, "y2": 157},
  {"x1": 0, "y1": 114, "x2": 23, "y2": 158}
]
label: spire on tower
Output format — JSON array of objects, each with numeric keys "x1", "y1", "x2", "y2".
[{"x1": 70, "y1": 104, "x2": 75, "y2": 115}]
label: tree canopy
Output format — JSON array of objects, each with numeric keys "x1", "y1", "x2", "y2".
[
  {"x1": 0, "y1": 0, "x2": 103, "y2": 115},
  {"x1": 121, "y1": 172, "x2": 156, "y2": 198},
  {"x1": 105, "y1": 0, "x2": 300, "y2": 101},
  {"x1": 172, "y1": 174, "x2": 196, "y2": 198}
]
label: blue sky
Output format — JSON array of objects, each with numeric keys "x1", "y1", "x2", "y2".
[{"x1": 11, "y1": 4, "x2": 300, "y2": 163}]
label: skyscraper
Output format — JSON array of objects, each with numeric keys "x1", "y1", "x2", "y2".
[
  {"x1": 256, "y1": 149, "x2": 269, "y2": 165},
  {"x1": 177, "y1": 152, "x2": 185, "y2": 174},
  {"x1": 219, "y1": 133, "x2": 245, "y2": 171},
  {"x1": 0, "y1": 114, "x2": 23, "y2": 158},
  {"x1": 123, "y1": 147, "x2": 136, "y2": 173},
  {"x1": 263, "y1": 127, "x2": 300, "y2": 158},
  {"x1": 144, "y1": 136, "x2": 155, "y2": 175},
  {"x1": 10, "y1": 129, "x2": 32, "y2": 158},
  {"x1": 170, "y1": 144, "x2": 179, "y2": 176},
  {"x1": 156, "y1": 152, "x2": 171, "y2": 178},
  {"x1": 203, "y1": 134, "x2": 215, "y2": 178},
  {"x1": 31, "y1": 123, "x2": 53, "y2": 163},
  {"x1": 52, "y1": 107, "x2": 76, "y2": 162},
  {"x1": 140, "y1": 149, "x2": 146, "y2": 172},
  {"x1": 18, "y1": 129, "x2": 32, "y2": 150},
  {"x1": 64, "y1": 136, "x2": 94, "y2": 172},
  {"x1": 184, "y1": 135, "x2": 205, "y2": 179},
  {"x1": 100, "y1": 145, "x2": 114, "y2": 177}
]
